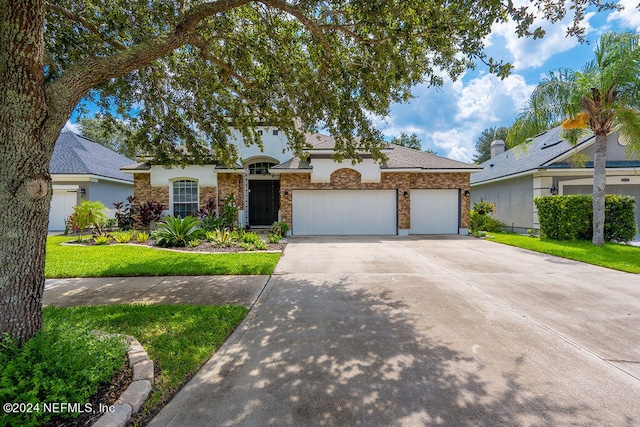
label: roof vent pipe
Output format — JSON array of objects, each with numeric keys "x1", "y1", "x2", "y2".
[{"x1": 490, "y1": 140, "x2": 505, "y2": 159}]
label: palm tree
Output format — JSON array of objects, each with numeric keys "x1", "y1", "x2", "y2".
[{"x1": 514, "y1": 32, "x2": 640, "y2": 245}]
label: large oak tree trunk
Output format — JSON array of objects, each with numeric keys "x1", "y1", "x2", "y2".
[
  {"x1": 592, "y1": 133, "x2": 607, "y2": 246},
  {"x1": 0, "y1": 0, "x2": 56, "y2": 344}
]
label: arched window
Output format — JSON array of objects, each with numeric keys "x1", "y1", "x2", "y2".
[
  {"x1": 249, "y1": 162, "x2": 277, "y2": 175},
  {"x1": 173, "y1": 180, "x2": 198, "y2": 217}
]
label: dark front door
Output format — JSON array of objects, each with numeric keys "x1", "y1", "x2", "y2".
[{"x1": 249, "y1": 180, "x2": 280, "y2": 226}]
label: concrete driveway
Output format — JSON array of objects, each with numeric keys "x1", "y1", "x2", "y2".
[{"x1": 151, "y1": 235, "x2": 640, "y2": 426}]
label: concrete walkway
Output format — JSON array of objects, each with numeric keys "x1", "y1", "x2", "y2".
[
  {"x1": 150, "y1": 235, "x2": 640, "y2": 426},
  {"x1": 44, "y1": 276, "x2": 269, "y2": 308}
]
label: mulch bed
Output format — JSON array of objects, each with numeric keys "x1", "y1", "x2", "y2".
[{"x1": 63, "y1": 238, "x2": 287, "y2": 253}]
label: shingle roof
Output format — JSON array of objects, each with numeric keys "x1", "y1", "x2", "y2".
[
  {"x1": 385, "y1": 144, "x2": 479, "y2": 170},
  {"x1": 471, "y1": 126, "x2": 595, "y2": 184},
  {"x1": 276, "y1": 133, "x2": 479, "y2": 171},
  {"x1": 51, "y1": 131, "x2": 134, "y2": 182}
]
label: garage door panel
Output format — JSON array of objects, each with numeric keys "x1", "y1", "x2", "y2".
[
  {"x1": 293, "y1": 190, "x2": 396, "y2": 235},
  {"x1": 410, "y1": 189, "x2": 459, "y2": 234},
  {"x1": 49, "y1": 189, "x2": 78, "y2": 231}
]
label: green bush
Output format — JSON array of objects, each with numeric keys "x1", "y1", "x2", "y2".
[
  {"x1": 270, "y1": 221, "x2": 290, "y2": 237},
  {"x1": 534, "y1": 194, "x2": 637, "y2": 242},
  {"x1": 68, "y1": 200, "x2": 108, "y2": 239},
  {"x1": 112, "y1": 230, "x2": 135, "y2": 243},
  {"x1": 241, "y1": 232, "x2": 262, "y2": 244},
  {"x1": 0, "y1": 323, "x2": 126, "y2": 426},
  {"x1": 207, "y1": 228, "x2": 236, "y2": 247},
  {"x1": 268, "y1": 233, "x2": 282, "y2": 243},
  {"x1": 153, "y1": 216, "x2": 204, "y2": 247},
  {"x1": 470, "y1": 207, "x2": 505, "y2": 234}
]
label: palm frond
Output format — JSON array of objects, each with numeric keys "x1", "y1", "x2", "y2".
[{"x1": 614, "y1": 106, "x2": 640, "y2": 159}]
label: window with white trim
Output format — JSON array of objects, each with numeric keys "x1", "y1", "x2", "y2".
[{"x1": 173, "y1": 180, "x2": 198, "y2": 217}]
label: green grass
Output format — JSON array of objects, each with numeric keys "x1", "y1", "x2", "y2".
[
  {"x1": 46, "y1": 236, "x2": 280, "y2": 278},
  {"x1": 43, "y1": 304, "x2": 248, "y2": 425},
  {"x1": 487, "y1": 233, "x2": 640, "y2": 273},
  {"x1": 1, "y1": 315, "x2": 128, "y2": 427}
]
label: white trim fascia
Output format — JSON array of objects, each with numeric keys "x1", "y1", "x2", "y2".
[
  {"x1": 383, "y1": 168, "x2": 480, "y2": 173},
  {"x1": 538, "y1": 167, "x2": 640, "y2": 177},
  {"x1": 308, "y1": 149, "x2": 393, "y2": 155},
  {"x1": 120, "y1": 169, "x2": 150, "y2": 175},
  {"x1": 471, "y1": 169, "x2": 537, "y2": 186},
  {"x1": 268, "y1": 169, "x2": 312, "y2": 174},
  {"x1": 214, "y1": 168, "x2": 246, "y2": 174},
  {"x1": 51, "y1": 174, "x2": 133, "y2": 185}
]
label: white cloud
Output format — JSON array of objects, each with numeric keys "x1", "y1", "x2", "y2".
[
  {"x1": 63, "y1": 120, "x2": 80, "y2": 133},
  {"x1": 455, "y1": 73, "x2": 535, "y2": 123},
  {"x1": 607, "y1": 0, "x2": 640, "y2": 31},
  {"x1": 489, "y1": 11, "x2": 595, "y2": 70}
]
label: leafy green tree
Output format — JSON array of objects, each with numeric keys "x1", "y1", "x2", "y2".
[
  {"x1": 78, "y1": 114, "x2": 139, "y2": 159},
  {"x1": 473, "y1": 127, "x2": 509, "y2": 164},
  {"x1": 514, "y1": 32, "x2": 640, "y2": 245},
  {"x1": 391, "y1": 132, "x2": 422, "y2": 150},
  {"x1": 0, "y1": 0, "x2": 616, "y2": 343}
]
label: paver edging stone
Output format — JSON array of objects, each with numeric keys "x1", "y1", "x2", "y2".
[{"x1": 92, "y1": 336, "x2": 153, "y2": 427}]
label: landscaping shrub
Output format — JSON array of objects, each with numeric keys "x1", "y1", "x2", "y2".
[
  {"x1": 270, "y1": 221, "x2": 290, "y2": 237},
  {"x1": 136, "y1": 201, "x2": 164, "y2": 230},
  {"x1": 0, "y1": 322, "x2": 126, "y2": 427},
  {"x1": 220, "y1": 193, "x2": 239, "y2": 228},
  {"x1": 135, "y1": 231, "x2": 150, "y2": 243},
  {"x1": 153, "y1": 216, "x2": 204, "y2": 247},
  {"x1": 68, "y1": 200, "x2": 108, "y2": 239},
  {"x1": 197, "y1": 199, "x2": 223, "y2": 231},
  {"x1": 534, "y1": 194, "x2": 637, "y2": 242},
  {"x1": 268, "y1": 233, "x2": 282, "y2": 243},
  {"x1": 113, "y1": 196, "x2": 136, "y2": 230},
  {"x1": 241, "y1": 232, "x2": 262, "y2": 244},
  {"x1": 112, "y1": 230, "x2": 135, "y2": 243},
  {"x1": 470, "y1": 200, "x2": 505, "y2": 235},
  {"x1": 207, "y1": 228, "x2": 236, "y2": 247}
]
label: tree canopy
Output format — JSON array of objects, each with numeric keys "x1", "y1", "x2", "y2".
[
  {"x1": 390, "y1": 132, "x2": 422, "y2": 151},
  {"x1": 77, "y1": 114, "x2": 139, "y2": 159},
  {"x1": 473, "y1": 127, "x2": 509, "y2": 164}
]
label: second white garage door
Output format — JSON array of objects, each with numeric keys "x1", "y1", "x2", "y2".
[
  {"x1": 292, "y1": 190, "x2": 396, "y2": 235},
  {"x1": 410, "y1": 189, "x2": 459, "y2": 234}
]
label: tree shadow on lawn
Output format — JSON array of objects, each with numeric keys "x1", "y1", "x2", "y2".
[
  {"x1": 94, "y1": 253, "x2": 278, "y2": 277},
  {"x1": 160, "y1": 275, "x2": 614, "y2": 427}
]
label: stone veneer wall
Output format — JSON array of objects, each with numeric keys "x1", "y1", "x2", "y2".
[
  {"x1": 133, "y1": 174, "x2": 169, "y2": 207},
  {"x1": 199, "y1": 186, "x2": 218, "y2": 209},
  {"x1": 279, "y1": 169, "x2": 471, "y2": 232},
  {"x1": 218, "y1": 173, "x2": 244, "y2": 208}
]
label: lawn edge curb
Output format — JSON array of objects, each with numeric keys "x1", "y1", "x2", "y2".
[{"x1": 92, "y1": 336, "x2": 153, "y2": 427}]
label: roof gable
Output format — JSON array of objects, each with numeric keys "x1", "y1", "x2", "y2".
[
  {"x1": 51, "y1": 131, "x2": 134, "y2": 182},
  {"x1": 471, "y1": 126, "x2": 595, "y2": 184}
]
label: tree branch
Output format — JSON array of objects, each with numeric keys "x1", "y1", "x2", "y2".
[
  {"x1": 187, "y1": 35, "x2": 258, "y2": 88},
  {"x1": 44, "y1": 0, "x2": 252, "y2": 132},
  {"x1": 45, "y1": 2, "x2": 127, "y2": 51}
]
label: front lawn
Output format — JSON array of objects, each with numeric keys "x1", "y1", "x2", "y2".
[
  {"x1": 2, "y1": 305, "x2": 247, "y2": 426},
  {"x1": 46, "y1": 236, "x2": 280, "y2": 277},
  {"x1": 487, "y1": 233, "x2": 640, "y2": 273}
]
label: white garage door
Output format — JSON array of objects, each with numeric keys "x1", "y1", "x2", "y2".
[
  {"x1": 293, "y1": 190, "x2": 396, "y2": 235},
  {"x1": 410, "y1": 189, "x2": 459, "y2": 234},
  {"x1": 49, "y1": 186, "x2": 78, "y2": 231}
]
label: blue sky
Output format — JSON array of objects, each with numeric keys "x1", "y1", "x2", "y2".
[
  {"x1": 374, "y1": 0, "x2": 640, "y2": 162},
  {"x1": 65, "y1": 1, "x2": 640, "y2": 163}
]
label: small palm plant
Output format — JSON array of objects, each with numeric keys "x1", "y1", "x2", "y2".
[
  {"x1": 69, "y1": 200, "x2": 108, "y2": 240},
  {"x1": 153, "y1": 216, "x2": 204, "y2": 247}
]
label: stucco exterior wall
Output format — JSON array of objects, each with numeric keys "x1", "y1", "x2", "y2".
[
  {"x1": 471, "y1": 176, "x2": 533, "y2": 232},
  {"x1": 87, "y1": 180, "x2": 134, "y2": 217},
  {"x1": 279, "y1": 170, "x2": 471, "y2": 232}
]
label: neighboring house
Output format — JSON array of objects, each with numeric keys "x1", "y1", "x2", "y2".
[
  {"x1": 471, "y1": 125, "x2": 640, "y2": 233},
  {"x1": 121, "y1": 127, "x2": 479, "y2": 235},
  {"x1": 49, "y1": 131, "x2": 134, "y2": 231}
]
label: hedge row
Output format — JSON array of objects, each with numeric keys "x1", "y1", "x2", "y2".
[{"x1": 534, "y1": 194, "x2": 637, "y2": 242}]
